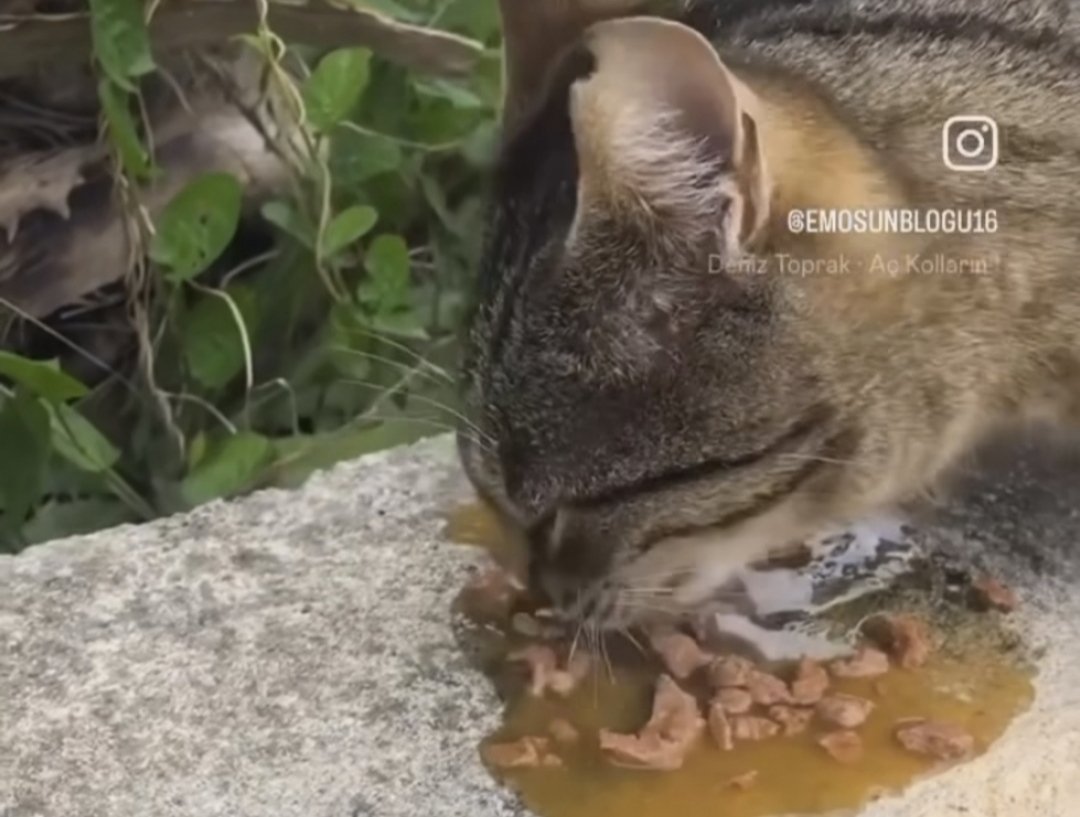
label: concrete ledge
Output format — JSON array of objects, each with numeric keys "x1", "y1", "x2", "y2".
[{"x1": 2, "y1": 435, "x2": 1079, "y2": 817}]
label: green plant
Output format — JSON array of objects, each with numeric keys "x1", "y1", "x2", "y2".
[{"x1": 0, "y1": 0, "x2": 501, "y2": 551}]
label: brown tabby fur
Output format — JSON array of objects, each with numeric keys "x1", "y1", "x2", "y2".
[{"x1": 458, "y1": 0, "x2": 1080, "y2": 628}]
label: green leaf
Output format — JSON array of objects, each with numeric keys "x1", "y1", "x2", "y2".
[
  {"x1": 371, "y1": 309, "x2": 429, "y2": 341},
  {"x1": 413, "y1": 78, "x2": 486, "y2": 110},
  {"x1": 89, "y1": 0, "x2": 154, "y2": 90},
  {"x1": 261, "y1": 199, "x2": 315, "y2": 248},
  {"x1": 0, "y1": 390, "x2": 50, "y2": 533},
  {"x1": 419, "y1": 174, "x2": 458, "y2": 234},
  {"x1": 151, "y1": 173, "x2": 243, "y2": 282},
  {"x1": 0, "y1": 352, "x2": 88, "y2": 401},
  {"x1": 180, "y1": 432, "x2": 274, "y2": 507},
  {"x1": 461, "y1": 121, "x2": 498, "y2": 168},
  {"x1": 98, "y1": 80, "x2": 152, "y2": 180},
  {"x1": 361, "y1": 63, "x2": 412, "y2": 134},
  {"x1": 181, "y1": 285, "x2": 259, "y2": 390},
  {"x1": 187, "y1": 431, "x2": 209, "y2": 470},
  {"x1": 360, "y1": 234, "x2": 412, "y2": 312},
  {"x1": 329, "y1": 129, "x2": 403, "y2": 187},
  {"x1": 321, "y1": 205, "x2": 378, "y2": 259},
  {"x1": 303, "y1": 48, "x2": 373, "y2": 131},
  {"x1": 436, "y1": 0, "x2": 500, "y2": 41},
  {"x1": 22, "y1": 498, "x2": 133, "y2": 546},
  {"x1": 338, "y1": 0, "x2": 420, "y2": 21},
  {"x1": 46, "y1": 402, "x2": 121, "y2": 473}
]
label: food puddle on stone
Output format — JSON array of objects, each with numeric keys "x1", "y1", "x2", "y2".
[{"x1": 446, "y1": 501, "x2": 1035, "y2": 817}]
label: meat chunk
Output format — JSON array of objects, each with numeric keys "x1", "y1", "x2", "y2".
[
  {"x1": 599, "y1": 730, "x2": 684, "y2": 771},
  {"x1": 548, "y1": 719, "x2": 580, "y2": 745},
  {"x1": 790, "y1": 657, "x2": 831, "y2": 705},
  {"x1": 462, "y1": 566, "x2": 523, "y2": 621},
  {"x1": 768, "y1": 705, "x2": 814, "y2": 736},
  {"x1": 816, "y1": 694, "x2": 876, "y2": 729},
  {"x1": 511, "y1": 612, "x2": 543, "y2": 638},
  {"x1": 724, "y1": 770, "x2": 760, "y2": 791},
  {"x1": 971, "y1": 575, "x2": 1019, "y2": 613},
  {"x1": 863, "y1": 614, "x2": 932, "y2": 669},
  {"x1": 730, "y1": 715, "x2": 782, "y2": 742},
  {"x1": 818, "y1": 730, "x2": 864, "y2": 764},
  {"x1": 548, "y1": 652, "x2": 593, "y2": 697},
  {"x1": 708, "y1": 702, "x2": 735, "y2": 751},
  {"x1": 482, "y1": 736, "x2": 563, "y2": 769},
  {"x1": 746, "y1": 669, "x2": 793, "y2": 706},
  {"x1": 650, "y1": 674, "x2": 707, "y2": 742},
  {"x1": 649, "y1": 630, "x2": 712, "y2": 680},
  {"x1": 829, "y1": 646, "x2": 891, "y2": 679},
  {"x1": 508, "y1": 645, "x2": 559, "y2": 697},
  {"x1": 895, "y1": 720, "x2": 976, "y2": 760},
  {"x1": 508, "y1": 646, "x2": 592, "y2": 698},
  {"x1": 713, "y1": 687, "x2": 754, "y2": 715},
  {"x1": 599, "y1": 675, "x2": 706, "y2": 771},
  {"x1": 708, "y1": 654, "x2": 756, "y2": 688}
]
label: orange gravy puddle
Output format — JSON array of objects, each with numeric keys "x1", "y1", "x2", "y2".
[{"x1": 446, "y1": 501, "x2": 1035, "y2": 817}]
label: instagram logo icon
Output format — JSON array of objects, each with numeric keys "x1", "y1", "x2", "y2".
[{"x1": 943, "y1": 115, "x2": 999, "y2": 172}]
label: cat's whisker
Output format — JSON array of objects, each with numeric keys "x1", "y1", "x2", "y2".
[
  {"x1": 599, "y1": 629, "x2": 615, "y2": 684},
  {"x1": 618, "y1": 627, "x2": 648, "y2": 658},
  {"x1": 777, "y1": 452, "x2": 860, "y2": 468},
  {"x1": 328, "y1": 330, "x2": 456, "y2": 384},
  {"x1": 454, "y1": 428, "x2": 499, "y2": 458},
  {"x1": 568, "y1": 618, "x2": 584, "y2": 665},
  {"x1": 613, "y1": 596, "x2": 678, "y2": 613},
  {"x1": 586, "y1": 620, "x2": 602, "y2": 705},
  {"x1": 329, "y1": 348, "x2": 451, "y2": 393},
  {"x1": 404, "y1": 393, "x2": 498, "y2": 447},
  {"x1": 338, "y1": 377, "x2": 498, "y2": 450}
]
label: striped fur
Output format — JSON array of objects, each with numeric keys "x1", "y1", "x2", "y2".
[{"x1": 460, "y1": 0, "x2": 1080, "y2": 628}]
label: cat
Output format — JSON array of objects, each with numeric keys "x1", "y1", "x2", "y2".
[{"x1": 458, "y1": 0, "x2": 1080, "y2": 630}]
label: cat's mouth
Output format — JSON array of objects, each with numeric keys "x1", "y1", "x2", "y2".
[
  {"x1": 538, "y1": 567, "x2": 756, "y2": 634},
  {"x1": 526, "y1": 513, "x2": 920, "y2": 676}
]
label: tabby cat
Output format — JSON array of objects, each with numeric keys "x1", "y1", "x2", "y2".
[{"x1": 458, "y1": 0, "x2": 1080, "y2": 629}]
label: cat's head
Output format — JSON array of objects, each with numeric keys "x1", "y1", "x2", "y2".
[{"x1": 459, "y1": 3, "x2": 861, "y2": 630}]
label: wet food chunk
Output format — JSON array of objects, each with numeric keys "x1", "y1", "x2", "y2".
[
  {"x1": 482, "y1": 736, "x2": 563, "y2": 769},
  {"x1": 829, "y1": 646, "x2": 891, "y2": 679},
  {"x1": 548, "y1": 719, "x2": 580, "y2": 745},
  {"x1": 863, "y1": 614, "x2": 932, "y2": 669},
  {"x1": 724, "y1": 770, "x2": 760, "y2": 790},
  {"x1": 650, "y1": 630, "x2": 713, "y2": 680},
  {"x1": 790, "y1": 657, "x2": 830, "y2": 705},
  {"x1": 708, "y1": 702, "x2": 736, "y2": 750},
  {"x1": 746, "y1": 669, "x2": 793, "y2": 706},
  {"x1": 768, "y1": 705, "x2": 813, "y2": 736},
  {"x1": 508, "y1": 646, "x2": 592, "y2": 698},
  {"x1": 818, "y1": 730, "x2": 864, "y2": 764},
  {"x1": 599, "y1": 675, "x2": 706, "y2": 771},
  {"x1": 971, "y1": 575, "x2": 1019, "y2": 612},
  {"x1": 730, "y1": 715, "x2": 782, "y2": 742},
  {"x1": 816, "y1": 694, "x2": 876, "y2": 729},
  {"x1": 713, "y1": 687, "x2": 754, "y2": 715},
  {"x1": 895, "y1": 720, "x2": 975, "y2": 760},
  {"x1": 708, "y1": 654, "x2": 756, "y2": 688}
]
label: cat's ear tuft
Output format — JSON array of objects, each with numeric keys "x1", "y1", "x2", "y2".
[
  {"x1": 568, "y1": 18, "x2": 771, "y2": 250},
  {"x1": 497, "y1": 0, "x2": 650, "y2": 132}
]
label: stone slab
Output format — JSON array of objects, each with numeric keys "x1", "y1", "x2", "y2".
[{"x1": 2, "y1": 434, "x2": 1078, "y2": 817}]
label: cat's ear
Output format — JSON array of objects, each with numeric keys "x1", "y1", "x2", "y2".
[
  {"x1": 569, "y1": 17, "x2": 770, "y2": 251},
  {"x1": 497, "y1": 0, "x2": 650, "y2": 131}
]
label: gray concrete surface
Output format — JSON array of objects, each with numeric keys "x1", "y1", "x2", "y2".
[{"x1": 2, "y1": 433, "x2": 1079, "y2": 817}]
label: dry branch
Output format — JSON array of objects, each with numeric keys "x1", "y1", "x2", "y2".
[{"x1": 0, "y1": 0, "x2": 485, "y2": 80}]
